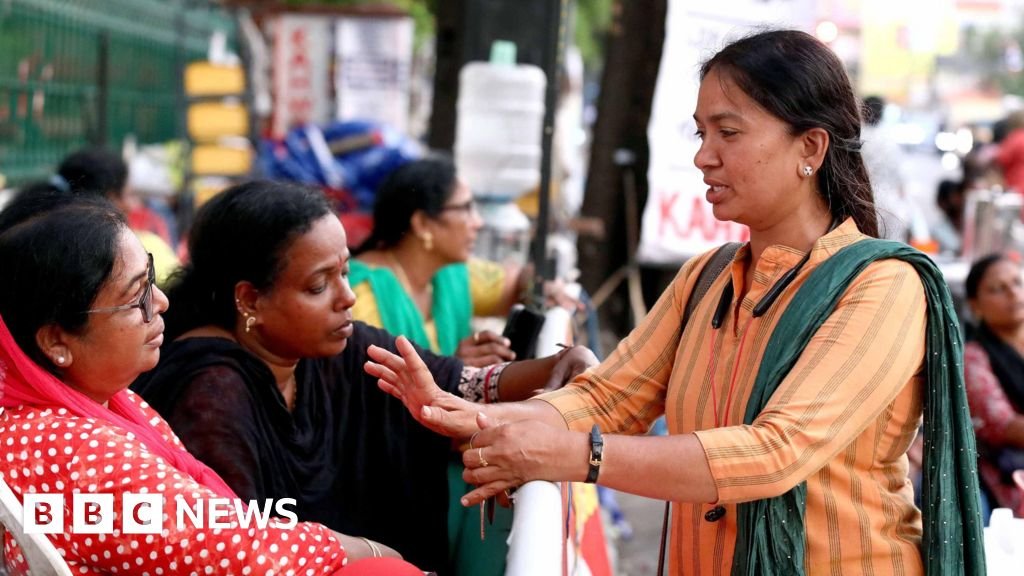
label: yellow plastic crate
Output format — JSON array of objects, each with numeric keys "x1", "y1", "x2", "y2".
[
  {"x1": 188, "y1": 101, "x2": 249, "y2": 142},
  {"x1": 185, "y1": 62, "x2": 245, "y2": 96},
  {"x1": 191, "y1": 144, "x2": 252, "y2": 176}
]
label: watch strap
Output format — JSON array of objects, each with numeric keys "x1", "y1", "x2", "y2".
[{"x1": 585, "y1": 424, "x2": 603, "y2": 483}]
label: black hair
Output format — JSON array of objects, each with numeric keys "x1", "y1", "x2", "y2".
[
  {"x1": 0, "y1": 180, "x2": 75, "y2": 234},
  {"x1": 966, "y1": 253, "x2": 1014, "y2": 300},
  {"x1": 57, "y1": 147, "x2": 129, "y2": 199},
  {"x1": 0, "y1": 197, "x2": 127, "y2": 372},
  {"x1": 163, "y1": 180, "x2": 332, "y2": 340},
  {"x1": 936, "y1": 179, "x2": 965, "y2": 206},
  {"x1": 356, "y1": 156, "x2": 458, "y2": 252},
  {"x1": 700, "y1": 29, "x2": 879, "y2": 237},
  {"x1": 992, "y1": 117, "x2": 1011, "y2": 145},
  {"x1": 935, "y1": 178, "x2": 966, "y2": 227}
]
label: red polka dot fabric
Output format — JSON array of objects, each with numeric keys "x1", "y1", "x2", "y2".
[{"x1": 1, "y1": 391, "x2": 349, "y2": 575}]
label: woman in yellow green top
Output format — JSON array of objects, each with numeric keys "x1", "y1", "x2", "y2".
[
  {"x1": 350, "y1": 156, "x2": 525, "y2": 366},
  {"x1": 350, "y1": 156, "x2": 524, "y2": 576}
]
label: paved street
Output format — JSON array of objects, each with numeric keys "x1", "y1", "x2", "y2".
[{"x1": 610, "y1": 492, "x2": 666, "y2": 576}]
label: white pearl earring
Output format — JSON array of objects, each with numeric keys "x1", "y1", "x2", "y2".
[{"x1": 56, "y1": 356, "x2": 65, "y2": 365}]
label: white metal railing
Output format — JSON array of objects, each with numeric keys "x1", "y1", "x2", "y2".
[{"x1": 505, "y1": 304, "x2": 585, "y2": 576}]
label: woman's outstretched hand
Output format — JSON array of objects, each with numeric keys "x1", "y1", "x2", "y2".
[
  {"x1": 365, "y1": 336, "x2": 482, "y2": 439},
  {"x1": 458, "y1": 412, "x2": 586, "y2": 506}
]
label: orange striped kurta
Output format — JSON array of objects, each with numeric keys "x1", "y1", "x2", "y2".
[{"x1": 541, "y1": 219, "x2": 927, "y2": 575}]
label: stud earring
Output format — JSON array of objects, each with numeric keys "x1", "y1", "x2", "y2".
[
  {"x1": 802, "y1": 165, "x2": 813, "y2": 177},
  {"x1": 56, "y1": 356, "x2": 65, "y2": 366},
  {"x1": 245, "y1": 315, "x2": 256, "y2": 334}
]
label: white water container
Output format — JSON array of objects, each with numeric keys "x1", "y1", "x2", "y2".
[
  {"x1": 455, "y1": 54, "x2": 546, "y2": 200},
  {"x1": 473, "y1": 201, "x2": 531, "y2": 266}
]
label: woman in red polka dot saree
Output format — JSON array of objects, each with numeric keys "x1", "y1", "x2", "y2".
[{"x1": 0, "y1": 197, "x2": 422, "y2": 575}]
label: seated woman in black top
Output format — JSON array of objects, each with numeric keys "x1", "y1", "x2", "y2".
[{"x1": 132, "y1": 180, "x2": 592, "y2": 575}]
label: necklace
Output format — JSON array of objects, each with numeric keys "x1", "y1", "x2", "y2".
[{"x1": 387, "y1": 251, "x2": 433, "y2": 298}]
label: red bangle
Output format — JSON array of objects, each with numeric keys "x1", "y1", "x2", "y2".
[{"x1": 482, "y1": 364, "x2": 499, "y2": 403}]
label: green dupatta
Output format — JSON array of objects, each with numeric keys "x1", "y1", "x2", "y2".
[
  {"x1": 349, "y1": 259, "x2": 472, "y2": 355},
  {"x1": 731, "y1": 239, "x2": 986, "y2": 576}
]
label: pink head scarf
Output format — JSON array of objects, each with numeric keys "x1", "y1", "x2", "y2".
[{"x1": 0, "y1": 313, "x2": 236, "y2": 499}]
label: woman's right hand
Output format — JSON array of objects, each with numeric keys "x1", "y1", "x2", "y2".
[
  {"x1": 366, "y1": 336, "x2": 483, "y2": 439},
  {"x1": 458, "y1": 412, "x2": 587, "y2": 506}
]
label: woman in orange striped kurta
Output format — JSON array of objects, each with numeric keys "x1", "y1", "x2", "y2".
[
  {"x1": 548, "y1": 218, "x2": 926, "y2": 574},
  {"x1": 366, "y1": 30, "x2": 981, "y2": 575}
]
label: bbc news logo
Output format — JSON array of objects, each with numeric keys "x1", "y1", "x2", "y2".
[{"x1": 23, "y1": 494, "x2": 298, "y2": 535}]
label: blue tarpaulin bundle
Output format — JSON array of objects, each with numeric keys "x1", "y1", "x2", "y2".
[{"x1": 258, "y1": 120, "x2": 421, "y2": 212}]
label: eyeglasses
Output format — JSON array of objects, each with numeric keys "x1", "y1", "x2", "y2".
[
  {"x1": 84, "y1": 253, "x2": 156, "y2": 323},
  {"x1": 439, "y1": 199, "x2": 477, "y2": 215}
]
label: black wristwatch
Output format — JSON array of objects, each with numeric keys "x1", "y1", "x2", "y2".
[{"x1": 585, "y1": 424, "x2": 603, "y2": 483}]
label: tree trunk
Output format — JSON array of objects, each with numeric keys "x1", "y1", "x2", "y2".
[{"x1": 577, "y1": 0, "x2": 667, "y2": 337}]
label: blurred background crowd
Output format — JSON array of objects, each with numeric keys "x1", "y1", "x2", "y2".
[{"x1": 5, "y1": 0, "x2": 1024, "y2": 574}]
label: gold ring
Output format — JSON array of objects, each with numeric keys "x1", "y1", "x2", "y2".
[
  {"x1": 478, "y1": 447, "x2": 488, "y2": 468},
  {"x1": 469, "y1": 431, "x2": 480, "y2": 450}
]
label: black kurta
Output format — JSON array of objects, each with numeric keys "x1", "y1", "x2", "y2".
[{"x1": 132, "y1": 322, "x2": 463, "y2": 574}]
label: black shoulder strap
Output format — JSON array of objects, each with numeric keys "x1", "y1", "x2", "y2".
[
  {"x1": 682, "y1": 242, "x2": 742, "y2": 326},
  {"x1": 657, "y1": 241, "x2": 741, "y2": 576}
]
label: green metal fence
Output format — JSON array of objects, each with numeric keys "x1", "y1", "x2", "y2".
[{"x1": 0, "y1": 0, "x2": 236, "y2": 185}]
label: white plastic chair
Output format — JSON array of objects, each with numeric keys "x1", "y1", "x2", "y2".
[
  {"x1": 0, "y1": 411, "x2": 72, "y2": 575},
  {"x1": 0, "y1": 476, "x2": 72, "y2": 575}
]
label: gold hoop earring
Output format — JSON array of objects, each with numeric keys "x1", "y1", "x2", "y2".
[{"x1": 245, "y1": 315, "x2": 256, "y2": 334}]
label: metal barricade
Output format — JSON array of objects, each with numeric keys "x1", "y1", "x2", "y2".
[
  {"x1": 505, "y1": 305, "x2": 572, "y2": 576},
  {"x1": 506, "y1": 303, "x2": 611, "y2": 576}
]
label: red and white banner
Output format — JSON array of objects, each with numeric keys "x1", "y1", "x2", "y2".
[
  {"x1": 270, "y1": 15, "x2": 331, "y2": 138},
  {"x1": 639, "y1": 0, "x2": 815, "y2": 263}
]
